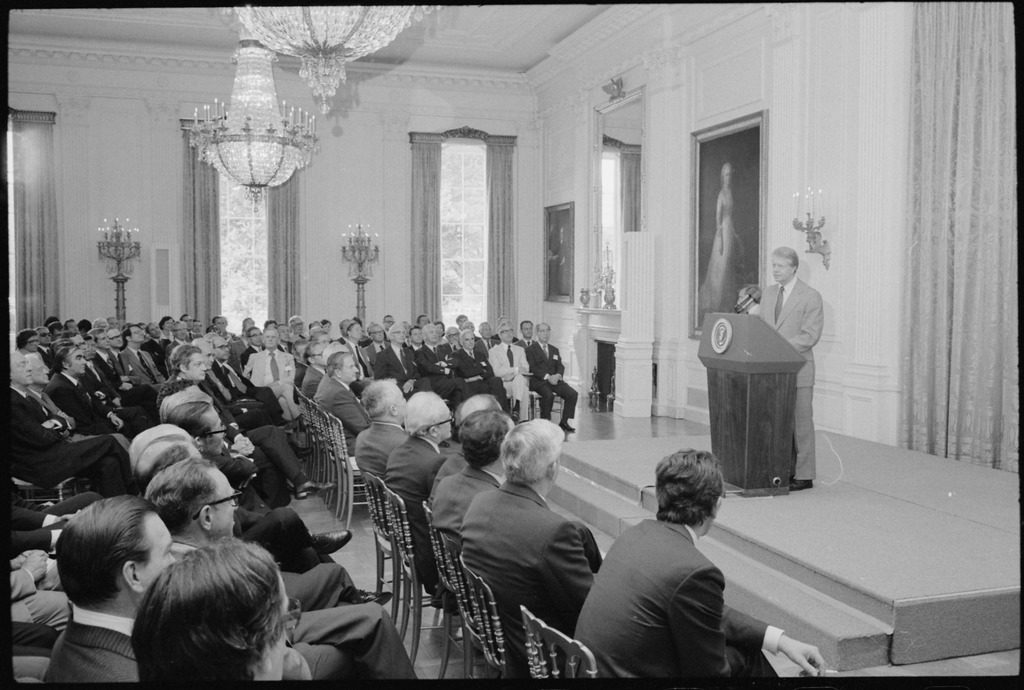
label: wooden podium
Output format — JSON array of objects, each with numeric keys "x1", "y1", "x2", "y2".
[{"x1": 698, "y1": 313, "x2": 805, "y2": 496}]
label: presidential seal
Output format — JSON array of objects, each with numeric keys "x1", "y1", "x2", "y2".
[{"x1": 710, "y1": 317, "x2": 733, "y2": 354}]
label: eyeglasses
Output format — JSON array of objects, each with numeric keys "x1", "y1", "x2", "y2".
[
  {"x1": 191, "y1": 490, "x2": 242, "y2": 519},
  {"x1": 431, "y1": 415, "x2": 454, "y2": 428},
  {"x1": 197, "y1": 427, "x2": 228, "y2": 438},
  {"x1": 284, "y1": 597, "x2": 302, "y2": 645}
]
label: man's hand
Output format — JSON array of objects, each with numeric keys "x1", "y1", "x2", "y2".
[
  {"x1": 21, "y1": 550, "x2": 49, "y2": 582},
  {"x1": 402, "y1": 380, "x2": 414, "y2": 394},
  {"x1": 41, "y1": 419, "x2": 63, "y2": 430},
  {"x1": 108, "y1": 413, "x2": 125, "y2": 430},
  {"x1": 548, "y1": 373, "x2": 562, "y2": 384},
  {"x1": 777, "y1": 634, "x2": 826, "y2": 676},
  {"x1": 281, "y1": 647, "x2": 312, "y2": 680},
  {"x1": 231, "y1": 435, "x2": 255, "y2": 456}
]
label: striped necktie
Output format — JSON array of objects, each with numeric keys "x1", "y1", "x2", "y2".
[{"x1": 775, "y1": 285, "x2": 785, "y2": 322}]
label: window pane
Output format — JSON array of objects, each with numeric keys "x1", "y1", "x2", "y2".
[
  {"x1": 220, "y1": 174, "x2": 268, "y2": 330},
  {"x1": 439, "y1": 142, "x2": 487, "y2": 326}
]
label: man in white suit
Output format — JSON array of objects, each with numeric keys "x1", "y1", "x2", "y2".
[
  {"x1": 488, "y1": 320, "x2": 531, "y2": 421},
  {"x1": 753, "y1": 247, "x2": 823, "y2": 491},
  {"x1": 242, "y1": 327, "x2": 301, "y2": 422}
]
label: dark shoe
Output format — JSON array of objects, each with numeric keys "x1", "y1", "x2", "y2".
[
  {"x1": 352, "y1": 589, "x2": 392, "y2": 606},
  {"x1": 294, "y1": 479, "x2": 334, "y2": 499},
  {"x1": 788, "y1": 478, "x2": 814, "y2": 492},
  {"x1": 311, "y1": 530, "x2": 352, "y2": 554},
  {"x1": 559, "y1": 421, "x2": 576, "y2": 433}
]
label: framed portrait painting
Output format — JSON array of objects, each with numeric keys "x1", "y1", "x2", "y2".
[
  {"x1": 544, "y1": 202, "x2": 574, "y2": 302},
  {"x1": 691, "y1": 111, "x2": 766, "y2": 335}
]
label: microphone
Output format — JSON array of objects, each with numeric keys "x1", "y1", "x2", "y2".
[{"x1": 734, "y1": 287, "x2": 762, "y2": 314}]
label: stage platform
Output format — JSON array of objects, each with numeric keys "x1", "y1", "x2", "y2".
[{"x1": 551, "y1": 430, "x2": 1020, "y2": 671}]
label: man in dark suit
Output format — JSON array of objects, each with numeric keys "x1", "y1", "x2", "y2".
[
  {"x1": 340, "y1": 321, "x2": 374, "y2": 396},
  {"x1": 314, "y1": 350, "x2": 371, "y2": 456},
  {"x1": 449, "y1": 329, "x2": 508, "y2": 412},
  {"x1": 523, "y1": 322, "x2": 578, "y2": 432},
  {"x1": 429, "y1": 408, "x2": 511, "y2": 542},
  {"x1": 207, "y1": 333, "x2": 287, "y2": 426},
  {"x1": 140, "y1": 322, "x2": 169, "y2": 378},
  {"x1": 45, "y1": 496, "x2": 173, "y2": 682},
  {"x1": 744, "y1": 246, "x2": 824, "y2": 491},
  {"x1": 10, "y1": 351, "x2": 134, "y2": 497},
  {"x1": 435, "y1": 326, "x2": 461, "y2": 360},
  {"x1": 361, "y1": 322, "x2": 388, "y2": 370},
  {"x1": 372, "y1": 324, "x2": 430, "y2": 397},
  {"x1": 10, "y1": 491, "x2": 103, "y2": 556},
  {"x1": 118, "y1": 323, "x2": 166, "y2": 388},
  {"x1": 461, "y1": 419, "x2": 601, "y2": 677},
  {"x1": 384, "y1": 392, "x2": 451, "y2": 596},
  {"x1": 413, "y1": 323, "x2": 466, "y2": 407},
  {"x1": 575, "y1": 449, "x2": 825, "y2": 678},
  {"x1": 93, "y1": 327, "x2": 160, "y2": 414},
  {"x1": 354, "y1": 380, "x2": 408, "y2": 477}
]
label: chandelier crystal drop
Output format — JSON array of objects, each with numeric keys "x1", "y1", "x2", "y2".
[
  {"x1": 235, "y1": 5, "x2": 439, "y2": 114},
  {"x1": 190, "y1": 39, "x2": 317, "y2": 203}
]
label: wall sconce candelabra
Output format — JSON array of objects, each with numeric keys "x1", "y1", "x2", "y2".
[
  {"x1": 792, "y1": 187, "x2": 831, "y2": 269},
  {"x1": 340, "y1": 224, "x2": 380, "y2": 324},
  {"x1": 96, "y1": 217, "x2": 142, "y2": 324},
  {"x1": 593, "y1": 242, "x2": 617, "y2": 309}
]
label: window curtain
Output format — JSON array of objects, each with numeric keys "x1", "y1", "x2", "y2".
[
  {"x1": 9, "y1": 109, "x2": 59, "y2": 329},
  {"x1": 409, "y1": 133, "x2": 443, "y2": 320},
  {"x1": 900, "y1": 2, "x2": 1017, "y2": 471},
  {"x1": 181, "y1": 123, "x2": 220, "y2": 324},
  {"x1": 267, "y1": 175, "x2": 300, "y2": 322},
  {"x1": 486, "y1": 135, "x2": 517, "y2": 324},
  {"x1": 620, "y1": 144, "x2": 642, "y2": 233}
]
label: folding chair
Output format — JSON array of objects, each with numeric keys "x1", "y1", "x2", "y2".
[{"x1": 521, "y1": 604, "x2": 598, "y2": 678}]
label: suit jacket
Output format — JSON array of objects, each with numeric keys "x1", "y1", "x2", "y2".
[
  {"x1": 429, "y1": 465, "x2": 499, "y2": 541},
  {"x1": 488, "y1": 341, "x2": 530, "y2": 381},
  {"x1": 45, "y1": 621, "x2": 138, "y2": 682},
  {"x1": 354, "y1": 421, "x2": 408, "y2": 477},
  {"x1": 525, "y1": 342, "x2": 565, "y2": 380},
  {"x1": 244, "y1": 349, "x2": 296, "y2": 387},
  {"x1": 314, "y1": 376, "x2": 370, "y2": 455},
  {"x1": 140, "y1": 338, "x2": 168, "y2": 378},
  {"x1": 413, "y1": 344, "x2": 451, "y2": 380},
  {"x1": 372, "y1": 345, "x2": 420, "y2": 386},
  {"x1": 43, "y1": 373, "x2": 116, "y2": 436},
  {"x1": 436, "y1": 342, "x2": 457, "y2": 360},
  {"x1": 449, "y1": 347, "x2": 497, "y2": 381},
  {"x1": 384, "y1": 435, "x2": 447, "y2": 592},
  {"x1": 117, "y1": 347, "x2": 165, "y2": 386},
  {"x1": 362, "y1": 341, "x2": 388, "y2": 370},
  {"x1": 461, "y1": 482, "x2": 595, "y2": 677},
  {"x1": 238, "y1": 343, "x2": 261, "y2": 369},
  {"x1": 81, "y1": 361, "x2": 121, "y2": 408},
  {"x1": 300, "y1": 365, "x2": 325, "y2": 399},
  {"x1": 575, "y1": 519, "x2": 768, "y2": 677},
  {"x1": 339, "y1": 337, "x2": 373, "y2": 380},
  {"x1": 759, "y1": 278, "x2": 823, "y2": 388},
  {"x1": 91, "y1": 350, "x2": 124, "y2": 388}
]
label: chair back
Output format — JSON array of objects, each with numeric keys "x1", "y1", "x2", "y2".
[
  {"x1": 423, "y1": 502, "x2": 458, "y2": 595},
  {"x1": 320, "y1": 409, "x2": 357, "y2": 527},
  {"x1": 520, "y1": 604, "x2": 598, "y2": 678},
  {"x1": 383, "y1": 484, "x2": 415, "y2": 571},
  {"x1": 460, "y1": 555, "x2": 507, "y2": 676},
  {"x1": 362, "y1": 472, "x2": 393, "y2": 541}
]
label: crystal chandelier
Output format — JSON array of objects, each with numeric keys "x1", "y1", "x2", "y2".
[
  {"x1": 235, "y1": 5, "x2": 439, "y2": 114},
  {"x1": 190, "y1": 36, "x2": 317, "y2": 203}
]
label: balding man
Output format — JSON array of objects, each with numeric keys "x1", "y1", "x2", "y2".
[
  {"x1": 430, "y1": 393, "x2": 504, "y2": 493},
  {"x1": 413, "y1": 323, "x2": 466, "y2": 408},
  {"x1": 372, "y1": 323, "x2": 429, "y2": 397},
  {"x1": 354, "y1": 380, "x2": 409, "y2": 478},
  {"x1": 461, "y1": 420, "x2": 601, "y2": 677},
  {"x1": 315, "y1": 349, "x2": 371, "y2": 455}
]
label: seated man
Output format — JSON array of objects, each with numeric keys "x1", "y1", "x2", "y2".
[
  {"x1": 435, "y1": 325, "x2": 461, "y2": 359},
  {"x1": 461, "y1": 419, "x2": 601, "y2": 677},
  {"x1": 315, "y1": 349, "x2": 371, "y2": 456},
  {"x1": 430, "y1": 393, "x2": 504, "y2": 493},
  {"x1": 117, "y1": 323, "x2": 166, "y2": 388},
  {"x1": 384, "y1": 392, "x2": 451, "y2": 596},
  {"x1": 340, "y1": 321, "x2": 374, "y2": 397},
  {"x1": 11, "y1": 547, "x2": 69, "y2": 639},
  {"x1": 575, "y1": 449, "x2": 826, "y2": 678},
  {"x1": 10, "y1": 350, "x2": 135, "y2": 497},
  {"x1": 413, "y1": 323, "x2": 466, "y2": 408},
  {"x1": 242, "y1": 326, "x2": 301, "y2": 422},
  {"x1": 207, "y1": 332, "x2": 287, "y2": 426},
  {"x1": 354, "y1": 379, "x2": 409, "y2": 477},
  {"x1": 449, "y1": 328, "x2": 508, "y2": 413},
  {"x1": 372, "y1": 323, "x2": 430, "y2": 397},
  {"x1": 522, "y1": 322, "x2": 579, "y2": 432},
  {"x1": 488, "y1": 320, "x2": 531, "y2": 420},
  {"x1": 80, "y1": 331, "x2": 157, "y2": 431},
  {"x1": 44, "y1": 344, "x2": 142, "y2": 441},
  {"x1": 145, "y1": 459, "x2": 414, "y2": 680},
  {"x1": 360, "y1": 322, "x2": 388, "y2": 371},
  {"x1": 46, "y1": 495, "x2": 175, "y2": 682},
  {"x1": 430, "y1": 408, "x2": 512, "y2": 543},
  {"x1": 92, "y1": 327, "x2": 159, "y2": 415},
  {"x1": 10, "y1": 490, "x2": 102, "y2": 557}
]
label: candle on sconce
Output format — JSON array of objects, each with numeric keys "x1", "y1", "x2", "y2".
[{"x1": 816, "y1": 189, "x2": 823, "y2": 219}]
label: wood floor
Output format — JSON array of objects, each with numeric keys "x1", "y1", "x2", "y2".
[{"x1": 291, "y1": 407, "x2": 1019, "y2": 680}]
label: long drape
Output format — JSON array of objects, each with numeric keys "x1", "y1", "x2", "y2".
[
  {"x1": 620, "y1": 145, "x2": 642, "y2": 233},
  {"x1": 267, "y1": 175, "x2": 300, "y2": 322},
  {"x1": 10, "y1": 109, "x2": 60, "y2": 328},
  {"x1": 487, "y1": 136, "x2": 516, "y2": 324},
  {"x1": 181, "y1": 123, "x2": 220, "y2": 324},
  {"x1": 900, "y1": 2, "x2": 1017, "y2": 471},
  {"x1": 410, "y1": 133, "x2": 443, "y2": 320}
]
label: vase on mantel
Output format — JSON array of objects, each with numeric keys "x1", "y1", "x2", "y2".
[
  {"x1": 579, "y1": 288, "x2": 591, "y2": 307},
  {"x1": 603, "y1": 286, "x2": 616, "y2": 309}
]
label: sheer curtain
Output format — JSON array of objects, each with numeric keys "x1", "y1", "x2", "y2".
[
  {"x1": 486, "y1": 135, "x2": 517, "y2": 324},
  {"x1": 267, "y1": 175, "x2": 300, "y2": 322},
  {"x1": 409, "y1": 133, "x2": 443, "y2": 320},
  {"x1": 181, "y1": 123, "x2": 220, "y2": 324},
  {"x1": 620, "y1": 144, "x2": 642, "y2": 233},
  {"x1": 10, "y1": 109, "x2": 60, "y2": 328},
  {"x1": 900, "y1": 3, "x2": 1017, "y2": 471}
]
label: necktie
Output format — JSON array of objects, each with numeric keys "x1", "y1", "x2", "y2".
[
  {"x1": 223, "y1": 363, "x2": 245, "y2": 393},
  {"x1": 270, "y1": 352, "x2": 280, "y2": 382},
  {"x1": 210, "y1": 373, "x2": 232, "y2": 401},
  {"x1": 138, "y1": 351, "x2": 158, "y2": 382},
  {"x1": 543, "y1": 345, "x2": 549, "y2": 359},
  {"x1": 775, "y1": 285, "x2": 785, "y2": 322},
  {"x1": 507, "y1": 345, "x2": 514, "y2": 367}
]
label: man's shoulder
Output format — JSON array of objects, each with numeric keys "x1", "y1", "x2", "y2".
[{"x1": 47, "y1": 622, "x2": 137, "y2": 682}]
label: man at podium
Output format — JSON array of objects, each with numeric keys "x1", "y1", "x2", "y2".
[{"x1": 739, "y1": 247, "x2": 823, "y2": 491}]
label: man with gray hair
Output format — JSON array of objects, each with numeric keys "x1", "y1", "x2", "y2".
[
  {"x1": 384, "y1": 391, "x2": 452, "y2": 596},
  {"x1": 354, "y1": 379, "x2": 408, "y2": 477},
  {"x1": 461, "y1": 419, "x2": 602, "y2": 677},
  {"x1": 314, "y1": 348, "x2": 371, "y2": 455}
]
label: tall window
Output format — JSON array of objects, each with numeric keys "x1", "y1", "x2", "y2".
[
  {"x1": 600, "y1": 150, "x2": 622, "y2": 297},
  {"x1": 219, "y1": 175, "x2": 268, "y2": 331},
  {"x1": 440, "y1": 141, "x2": 487, "y2": 326}
]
